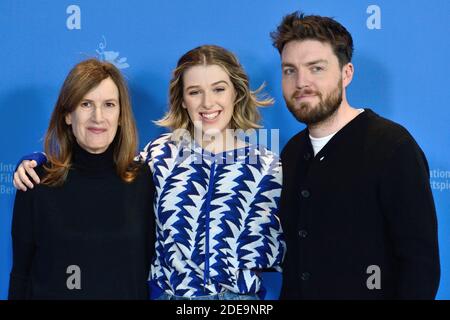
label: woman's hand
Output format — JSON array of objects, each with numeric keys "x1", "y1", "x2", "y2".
[{"x1": 13, "y1": 160, "x2": 40, "y2": 191}]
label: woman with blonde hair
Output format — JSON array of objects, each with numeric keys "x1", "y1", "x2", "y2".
[{"x1": 141, "y1": 45, "x2": 285, "y2": 300}]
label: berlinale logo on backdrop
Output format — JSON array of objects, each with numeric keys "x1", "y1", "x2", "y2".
[
  {"x1": 96, "y1": 36, "x2": 130, "y2": 69},
  {"x1": 65, "y1": 5, "x2": 129, "y2": 69}
]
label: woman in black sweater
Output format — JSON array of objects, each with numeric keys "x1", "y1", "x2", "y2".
[{"x1": 8, "y1": 59, "x2": 155, "y2": 299}]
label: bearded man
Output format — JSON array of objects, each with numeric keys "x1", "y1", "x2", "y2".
[{"x1": 271, "y1": 12, "x2": 440, "y2": 300}]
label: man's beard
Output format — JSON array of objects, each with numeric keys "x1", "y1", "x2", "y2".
[{"x1": 286, "y1": 78, "x2": 343, "y2": 125}]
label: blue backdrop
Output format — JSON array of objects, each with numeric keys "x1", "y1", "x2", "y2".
[{"x1": 0, "y1": 0, "x2": 448, "y2": 299}]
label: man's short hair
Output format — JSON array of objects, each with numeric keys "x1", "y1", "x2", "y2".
[{"x1": 270, "y1": 11, "x2": 354, "y2": 68}]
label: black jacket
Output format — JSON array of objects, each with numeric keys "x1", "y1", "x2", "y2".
[{"x1": 279, "y1": 109, "x2": 440, "y2": 299}]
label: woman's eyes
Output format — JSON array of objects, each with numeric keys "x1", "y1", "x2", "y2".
[
  {"x1": 80, "y1": 101, "x2": 117, "y2": 108},
  {"x1": 188, "y1": 87, "x2": 226, "y2": 96}
]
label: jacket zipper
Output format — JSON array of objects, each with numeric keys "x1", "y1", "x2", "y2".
[{"x1": 203, "y1": 159, "x2": 216, "y2": 292}]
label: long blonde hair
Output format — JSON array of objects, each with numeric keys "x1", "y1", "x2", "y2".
[{"x1": 155, "y1": 45, "x2": 273, "y2": 134}]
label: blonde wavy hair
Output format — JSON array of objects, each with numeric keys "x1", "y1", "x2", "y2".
[{"x1": 155, "y1": 45, "x2": 273, "y2": 135}]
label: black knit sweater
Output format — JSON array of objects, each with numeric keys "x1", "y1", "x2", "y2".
[
  {"x1": 279, "y1": 109, "x2": 440, "y2": 299},
  {"x1": 8, "y1": 142, "x2": 155, "y2": 299}
]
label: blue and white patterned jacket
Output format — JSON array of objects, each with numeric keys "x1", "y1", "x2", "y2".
[{"x1": 139, "y1": 133, "x2": 285, "y2": 298}]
